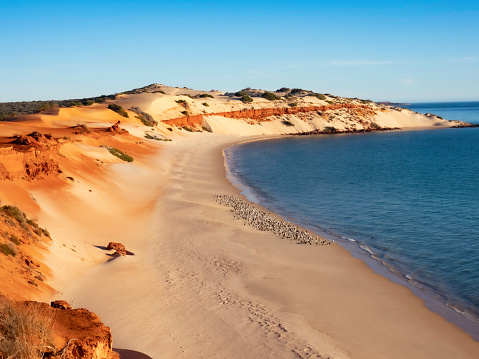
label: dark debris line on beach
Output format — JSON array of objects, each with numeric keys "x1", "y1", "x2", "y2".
[{"x1": 214, "y1": 195, "x2": 331, "y2": 246}]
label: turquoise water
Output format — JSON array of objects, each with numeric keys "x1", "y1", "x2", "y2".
[{"x1": 226, "y1": 102, "x2": 479, "y2": 335}]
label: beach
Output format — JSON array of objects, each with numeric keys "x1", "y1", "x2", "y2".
[{"x1": 36, "y1": 131, "x2": 479, "y2": 358}]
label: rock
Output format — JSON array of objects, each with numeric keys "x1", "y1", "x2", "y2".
[
  {"x1": 106, "y1": 242, "x2": 127, "y2": 256},
  {"x1": 51, "y1": 299, "x2": 73, "y2": 310}
]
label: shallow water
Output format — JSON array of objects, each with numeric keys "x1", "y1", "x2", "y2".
[{"x1": 226, "y1": 102, "x2": 479, "y2": 325}]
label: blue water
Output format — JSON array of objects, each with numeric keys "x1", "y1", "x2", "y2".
[{"x1": 227, "y1": 102, "x2": 479, "y2": 328}]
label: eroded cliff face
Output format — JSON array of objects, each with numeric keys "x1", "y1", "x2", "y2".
[
  {"x1": 0, "y1": 299, "x2": 118, "y2": 359},
  {"x1": 163, "y1": 103, "x2": 378, "y2": 128},
  {"x1": 0, "y1": 133, "x2": 62, "y2": 181}
]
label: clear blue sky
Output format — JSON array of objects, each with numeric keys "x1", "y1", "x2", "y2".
[{"x1": 1, "y1": 0, "x2": 478, "y2": 102}]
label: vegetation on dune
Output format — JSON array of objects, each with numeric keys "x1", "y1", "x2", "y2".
[
  {"x1": 262, "y1": 92, "x2": 281, "y2": 101},
  {"x1": 282, "y1": 119, "x2": 295, "y2": 127},
  {"x1": 180, "y1": 110, "x2": 190, "y2": 116},
  {"x1": 144, "y1": 132, "x2": 172, "y2": 141},
  {"x1": 311, "y1": 93, "x2": 326, "y2": 100},
  {"x1": 0, "y1": 299, "x2": 55, "y2": 359},
  {"x1": 129, "y1": 107, "x2": 158, "y2": 126},
  {"x1": 291, "y1": 88, "x2": 305, "y2": 94},
  {"x1": 182, "y1": 126, "x2": 193, "y2": 132},
  {"x1": 104, "y1": 146, "x2": 133, "y2": 162},
  {"x1": 0, "y1": 243, "x2": 17, "y2": 257},
  {"x1": 107, "y1": 104, "x2": 129, "y2": 118},
  {"x1": 288, "y1": 102, "x2": 298, "y2": 107},
  {"x1": 0, "y1": 94, "x2": 117, "y2": 120},
  {"x1": 370, "y1": 122, "x2": 381, "y2": 129},
  {"x1": 0, "y1": 205, "x2": 51, "y2": 238},
  {"x1": 202, "y1": 102, "x2": 209, "y2": 107},
  {"x1": 323, "y1": 126, "x2": 337, "y2": 133},
  {"x1": 276, "y1": 87, "x2": 290, "y2": 93},
  {"x1": 198, "y1": 93, "x2": 214, "y2": 99},
  {"x1": 240, "y1": 95, "x2": 253, "y2": 103}
]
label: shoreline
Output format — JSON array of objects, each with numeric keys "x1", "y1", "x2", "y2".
[
  {"x1": 224, "y1": 133, "x2": 479, "y2": 341},
  {"x1": 44, "y1": 132, "x2": 479, "y2": 358}
]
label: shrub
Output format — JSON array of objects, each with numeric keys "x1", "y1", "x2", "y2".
[
  {"x1": 276, "y1": 87, "x2": 290, "y2": 93},
  {"x1": 323, "y1": 126, "x2": 337, "y2": 133},
  {"x1": 291, "y1": 88, "x2": 304, "y2": 94},
  {"x1": 312, "y1": 93, "x2": 326, "y2": 100},
  {"x1": 175, "y1": 99, "x2": 187, "y2": 106},
  {"x1": 262, "y1": 92, "x2": 281, "y2": 101},
  {"x1": 0, "y1": 299, "x2": 54, "y2": 358},
  {"x1": 240, "y1": 95, "x2": 253, "y2": 103},
  {"x1": 288, "y1": 102, "x2": 298, "y2": 107},
  {"x1": 105, "y1": 146, "x2": 133, "y2": 162},
  {"x1": 1, "y1": 205, "x2": 27, "y2": 224},
  {"x1": 145, "y1": 133, "x2": 172, "y2": 141},
  {"x1": 107, "y1": 104, "x2": 129, "y2": 118},
  {"x1": 370, "y1": 122, "x2": 381, "y2": 129},
  {"x1": 181, "y1": 110, "x2": 190, "y2": 116},
  {"x1": 182, "y1": 126, "x2": 193, "y2": 132},
  {"x1": 282, "y1": 119, "x2": 295, "y2": 126},
  {"x1": 235, "y1": 91, "x2": 247, "y2": 97},
  {"x1": 0, "y1": 243, "x2": 17, "y2": 256},
  {"x1": 129, "y1": 107, "x2": 158, "y2": 126},
  {"x1": 202, "y1": 102, "x2": 209, "y2": 107},
  {"x1": 10, "y1": 235, "x2": 20, "y2": 245},
  {"x1": 180, "y1": 94, "x2": 194, "y2": 99},
  {"x1": 198, "y1": 94, "x2": 214, "y2": 98}
]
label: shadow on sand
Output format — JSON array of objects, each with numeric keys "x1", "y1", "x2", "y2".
[{"x1": 114, "y1": 348, "x2": 153, "y2": 359}]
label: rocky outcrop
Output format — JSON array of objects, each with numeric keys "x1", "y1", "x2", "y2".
[
  {"x1": 163, "y1": 103, "x2": 375, "y2": 127},
  {"x1": 106, "y1": 121, "x2": 128, "y2": 134},
  {"x1": 9, "y1": 300, "x2": 118, "y2": 359},
  {"x1": 106, "y1": 242, "x2": 127, "y2": 256}
]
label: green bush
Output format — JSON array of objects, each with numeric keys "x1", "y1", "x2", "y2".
[
  {"x1": 105, "y1": 146, "x2": 133, "y2": 162},
  {"x1": 288, "y1": 102, "x2": 298, "y2": 107},
  {"x1": 282, "y1": 119, "x2": 295, "y2": 127},
  {"x1": 129, "y1": 107, "x2": 158, "y2": 126},
  {"x1": 0, "y1": 243, "x2": 16, "y2": 256},
  {"x1": 145, "y1": 133, "x2": 172, "y2": 141},
  {"x1": 312, "y1": 93, "x2": 326, "y2": 100},
  {"x1": 10, "y1": 235, "x2": 20, "y2": 245},
  {"x1": 181, "y1": 110, "x2": 190, "y2": 116},
  {"x1": 323, "y1": 126, "x2": 337, "y2": 133},
  {"x1": 202, "y1": 102, "x2": 209, "y2": 107},
  {"x1": 198, "y1": 94, "x2": 214, "y2": 98},
  {"x1": 1, "y1": 205, "x2": 26, "y2": 224},
  {"x1": 276, "y1": 87, "x2": 290, "y2": 93},
  {"x1": 291, "y1": 88, "x2": 304, "y2": 94},
  {"x1": 240, "y1": 95, "x2": 253, "y2": 103},
  {"x1": 235, "y1": 91, "x2": 247, "y2": 97},
  {"x1": 182, "y1": 126, "x2": 193, "y2": 132},
  {"x1": 176, "y1": 99, "x2": 187, "y2": 106},
  {"x1": 262, "y1": 92, "x2": 281, "y2": 101},
  {"x1": 370, "y1": 122, "x2": 381, "y2": 129},
  {"x1": 107, "y1": 104, "x2": 129, "y2": 118}
]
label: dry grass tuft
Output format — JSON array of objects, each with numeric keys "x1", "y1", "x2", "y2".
[{"x1": 0, "y1": 298, "x2": 55, "y2": 358}]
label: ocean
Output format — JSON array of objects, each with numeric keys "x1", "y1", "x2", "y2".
[{"x1": 226, "y1": 101, "x2": 479, "y2": 337}]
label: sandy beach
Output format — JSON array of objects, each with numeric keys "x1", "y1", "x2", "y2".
[{"x1": 32, "y1": 130, "x2": 478, "y2": 359}]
